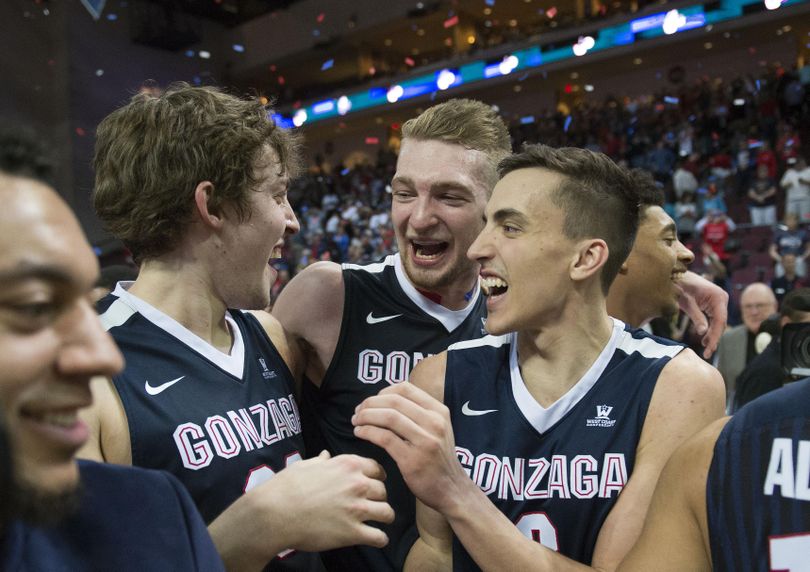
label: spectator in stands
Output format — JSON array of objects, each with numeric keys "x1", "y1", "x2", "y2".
[
  {"x1": 696, "y1": 209, "x2": 736, "y2": 270},
  {"x1": 701, "y1": 181, "x2": 727, "y2": 215},
  {"x1": 714, "y1": 282, "x2": 778, "y2": 410},
  {"x1": 780, "y1": 156, "x2": 810, "y2": 222},
  {"x1": 747, "y1": 163, "x2": 778, "y2": 226},
  {"x1": 674, "y1": 191, "x2": 699, "y2": 241},
  {"x1": 771, "y1": 253, "x2": 805, "y2": 304},
  {"x1": 755, "y1": 140, "x2": 778, "y2": 179},
  {"x1": 769, "y1": 212, "x2": 810, "y2": 278},
  {"x1": 733, "y1": 287, "x2": 810, "y2": 411},
  {"x1": 733, "y1": 139, "x2": 754, "y2": 197},
  {"x1": 672, "y1": 157, "x2": 698, "y2": 199}
]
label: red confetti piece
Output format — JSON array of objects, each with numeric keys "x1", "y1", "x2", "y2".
[
  {"x1": 443, "y1": 15, "x2": 458, "y2": 28},
  {"x1": 405, "y1": 57, "x2": 415, "y2": 66},
  {"x1": 278, "y1": 76, "x2": 285, "y2": 85},
  {"x1": 316, "y1": 12, "x2": 325, "y2": 23},
  {"x1": 547, "y1": 6, "x2": 557, "y2": 18},
  {"x1": 366, "y1": 137, "x2": 379, "y2": 145},
  {"x1": 75, "y1": 127, "x2": 86, "y2": 136},
  {"x1": 564, "y1": 83, "x2": 572, "y2": 93}
]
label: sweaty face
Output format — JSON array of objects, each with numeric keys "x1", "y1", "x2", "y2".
[
  {"x1": 218, "y1": 146, "x2": 300, "y2": 310},
  {"x1": 621, "y1": 206, "x2": 693, "y2": 323},
  {"x1": 391, "y1": 139, "x2": 491, "y2": 296},
  {"x1": 0, "y1": 176, "x2": 123, "y2": 511},
  {"x1": 468, "y1": 168, "x2": 576, "y2": 336}
]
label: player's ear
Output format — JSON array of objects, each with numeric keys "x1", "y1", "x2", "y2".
[
  {"x1": 193, "y1": 181, "x2": 224, "y2": 229},
  {"x1": 570, "y1": 238, "x2": 609, "y2": 283}
]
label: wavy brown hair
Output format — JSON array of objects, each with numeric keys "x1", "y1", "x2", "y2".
[{"x1": 93, "y1": 83, "x2": 302, "y2": 261}]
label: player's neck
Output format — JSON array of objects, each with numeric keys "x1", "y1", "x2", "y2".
[
  {"x1": 405, "y1": 270, "x2": 479, "y2": 311},
  {"x1": 606, "y1": 290, "x2": 649, "y2": 328},
  {"x1": 516, "y1": 309, "x2": 613, "y2": 408},
  {"x1": 128, "y1": 258, "x2": 232, "y2": 352}
]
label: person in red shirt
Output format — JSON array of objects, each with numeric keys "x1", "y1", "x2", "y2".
[
  {"x1": 755, "y1": 140, "x2": 778, "y2": 179},
  {"x1": 696, "y1": 209, "x2": 737, "y2": 270}
]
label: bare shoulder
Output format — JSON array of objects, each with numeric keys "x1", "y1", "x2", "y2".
[
  {"x1": 409, "y1": 352, "x2": 448, "y2": 402},
  {"x1": 270, "y1": 261, "x2": 346, "y2": 386},
  {"x1": 78, "y1": 375, "x2": 132, "y2": 464},
  {"x1": 658, "y1": 348, "x2": 726, "y2": 405},
  {"x1": 641, "y1": 348, "x2": 726, "y2": 453},
  {"x1": 272, "y1": 262, "x2": 344, "y2": 322}
]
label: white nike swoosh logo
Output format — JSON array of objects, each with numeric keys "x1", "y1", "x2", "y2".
[
  {"x1": 461, "y1": 401, "x2": 498, "y2": 416},
  {"x1": 366, "y1": 312, "x2": 402, "y2": 325},
  {"x1": 145, "y1": 376, "x2": 186, "y2": 396}
]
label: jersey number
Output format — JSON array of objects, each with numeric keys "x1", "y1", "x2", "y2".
[
  {"x1": 244, "y1": 452, "x2": 303, "y2": 559},
  {"x1": 515, "y1": 512, "x2": 559, "y2": 552},
  {"x1": 769, "y1": 533, "x2": 810, "y2": 571}
]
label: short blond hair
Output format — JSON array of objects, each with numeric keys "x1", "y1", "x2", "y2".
[{"x1": 401, "y1": 99, "x2": 510, "y2": 190}]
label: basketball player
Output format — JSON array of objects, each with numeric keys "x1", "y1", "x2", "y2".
[
  {"x1": 0, "y1": 128, "x2": 224, "y2": 570},
  {"x1": 621, "y1": 378, "x2": 810, "y2": 571},
  {"x1": 79, "y1": 85, "x2": 393, "y2": 571},
  {"x1": 273, "y1": 100, "x2": 727, "y2": 570},
  {"x1": 607, "y1": 170, "x2": 704, "y2": 330},
  {"x1": 353, "y1": 144, "x2": 726, "y2": 570},
  {"x1": 273, "y1": 98, "x2": 511, "y2": 571}
]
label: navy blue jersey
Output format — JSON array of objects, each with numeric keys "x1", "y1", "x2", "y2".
[
  {"x1": 302, "y1": 254, "x2": 488, "y2": 571},
  {"x1": 98, "y1": 284, "x2": 319, "y2": 572},
  {"x1": 444, "y1": 319, "x2": 683, "y2": 568},
  {"x1": 2, "y1": 461, "x2": 223, "y2": 572},
  {"x1": 707, "y1": 378, "x2": 810, "y2": 571}
]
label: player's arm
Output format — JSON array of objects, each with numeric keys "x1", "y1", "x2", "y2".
[
  {"x1": 619, "y1": 417, "x2": 728, "y2": 572},
  {"x1": 271, "y1": 261, "x2": 344, "y2": 387},
  {"x1": 589, "y1": 349, "x2": 725, "y2": 570},
  {"x1": 676, "y1": 271, "x2": 728, "y2": 359},
  {"x1": 78, "y1": 375, "x2": 133, "y2": 464},
  {"x1": 399, "y1": 355, "x2": 454, "y2": 571}
]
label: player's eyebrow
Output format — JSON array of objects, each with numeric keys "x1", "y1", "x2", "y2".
[
  {"x1": 391, "y1": 175, "x2": 474, "y2": 195},
  {"x1": 661, "y1": 222, "x2": 677, "y2": 236},
  {"x1": 490, "y1": 208, "x2": 529, "y2": 226},
  {"x1": 0, "y1": 263, "x2": 76, "y2": 286}
]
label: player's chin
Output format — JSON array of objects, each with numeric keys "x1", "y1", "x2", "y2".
[{"x1": 19, "y1": 455, "x2": 81, "y2": 498}]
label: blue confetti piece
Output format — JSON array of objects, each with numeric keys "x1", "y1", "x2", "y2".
[
  {"x1": 321, "y1": 59, "x2": 334, "y2": 71},
  {"x1": 185, "y1": 49, "x2": 195, "y2": 57},
  {"x1": 485, "y1": 0, "x2": 495, "y2": 5},
  {"x1": 341, "y1": 168, "x2": 350, "y2": 175},
  {"x1": 232, "y1": 44, "x2": 245, "y2": 53},
  {"x1": 755, "y1": 79, "x2": 761, "y2": 91},
  {"x1": 106, "y1": 13, "x2": 117, "y2": 20},
  {"x1": 564, "y1": 116, "x2": 572, "y2": 132}
]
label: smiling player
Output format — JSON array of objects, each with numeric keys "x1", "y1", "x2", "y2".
[{"x1": 353, "y1": 144, "x2": 725, "y2": 571}]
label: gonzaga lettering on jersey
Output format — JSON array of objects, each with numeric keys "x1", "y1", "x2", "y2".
[
  {"x1": 707, "y1": 379, "x2": 810, "y2": 572},
  {"x1": 445, "y1": 319, "x2": 683, "y2": 568},
  {"x1": 98, "y1": 284, "x2": 318, "y2": 572},
  {"x1": 302, "y1": 254, "x2": 488, "y2": 572}
]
